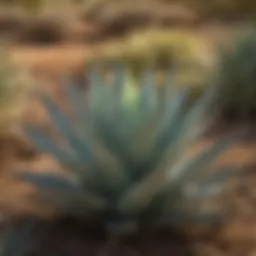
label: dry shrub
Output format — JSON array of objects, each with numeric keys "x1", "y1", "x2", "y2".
[
  {"x1": 0, "y1": 10, "x2": 25, "y2": 36},
  {"x1": 14, "y1": 17, "x2": 68, "y2": 45},
  {"x1": 185, "y1": 0, "x2": 256, "y2": 20},
  {"x1": 81, "y1": 0, "x2": 199, "y2": 39},
  {"x1": 0, "y1": 46, "x2": 35, "y2": 159}
]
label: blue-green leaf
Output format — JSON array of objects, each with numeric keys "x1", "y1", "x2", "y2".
[
  {"x1": 18, "y1": 172, "x2": 80, "y2": 192},
  {"x1": 138, "y1": 69, "x2": 156, "y2": 115},
  {"x1": 18, "y1": 172, "x2": 109, "y2": 212},
  {"x1": 167, "y1": 132, "x2": 242, "y2": 186},
  {"x1": 62, "y1": 76, "x2": 89, "y2": 126},
  {"x1": 36, "y1": 91, "x2": 91, "y2": 163},
  {"x1": 24, "y1": 125, "x2": 80, "y2": 164}
]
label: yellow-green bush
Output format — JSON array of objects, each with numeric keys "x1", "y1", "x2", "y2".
[{"x1": 85, "y1": 30, "x2": 214, "y2": 104}]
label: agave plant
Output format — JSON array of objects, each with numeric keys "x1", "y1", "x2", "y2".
[{"x1": 18, "y1": 64, "x2": 240, "y2": 235}]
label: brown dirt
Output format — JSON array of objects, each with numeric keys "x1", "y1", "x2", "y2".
[{"x1": 190, "y1": 166, "x2": 256, "y2": 256}]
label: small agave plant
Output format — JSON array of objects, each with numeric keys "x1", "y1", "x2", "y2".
[{"x1": 16, "y1": 64, "x2": 240, "y2": 255}]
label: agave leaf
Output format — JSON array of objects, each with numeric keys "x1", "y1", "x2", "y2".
[
  {"x1": 91, "y1": 99, "x2": 139, "y2": 169},
  {"x1": 115, "y1": 89, "x2": 194, "y2": 209},
  {"x1": 167, "y1": 132, "x2": 241, "y2": 188},
  {"x1": 18, "y1": 172, "x2": 109, "y2": 212},
  {"x1": 78, "y1": 80, "x2": 130, "y2": 189},
  {"x1": 117, "y1": 167, "x2": 167, "y2": 215},
  {"x1": 87, "y1": 68, "x2": 122, "y2": 141},
  {"x1": 124, "y1": 78, "x2": 182, "y2": 166},
  {"x1": 62, "y1": 76, "x2": 89, "y2": 131},
  {"x1": 126, "y1": 109, "x2": 162, "y2": 165},
  {"x1": 88, "y1": 64, "x2": 105, "y2": 113},
  {"x1": 76, "y1": 135, "x2": 129, "y2": 197},
  {"x1": 126, "y1": 68, "x2": 174, "y2": 138},
  {"x1": 155, "y1": 85, "x2": 217, "y2": 174},
  {"x1": 92, "y1": 109, "x2": 125, "y2": 160},
  {"x1": 163, "y1": 84, "x2": 212, "y2": 149},
  {"x1": 182, "y1": 183, "x2": 223, "y2": 200},
  {"x1": 186, "y1": 165, "x2": 242, "y2": 199},
  {"x1": 24, "y1": 125, "x2": 80, "y2": 165},
  {"x1": 104, "y1": 67, "x2": 127, "y2": 128},
  {"x1": 89, "y1": 67, "x2": 154, "y2": 165},
  {"x1": 112, "y1": 62, "x2": 125, "y2": 99},
  {"x1": 36, "y1": 91, "x2": 91, "y2": 164},
  {"x1": 87, "y1": 63, "x2": 102, "y2": 88},
  {"x1": 18, "y1": 172, "x2": 80, "y2": 191},
  {"x1": 113, "y1": 73, "x2": 142, "y2": 141},
  {"x1": 108, "y1": 64, "x2": 126, "y2": 131},
  {"x1": 90, "y1": 139, "x2": 128, "y2": 187},
  {"x1": 199, "y1": 165, "x2": 241, "y2": 186},
  {"x1": 124, "y1": 88, "x2": 190, "y2": 180},
  {"x1": 37, "y1": 190, "x2": 108, "y2": 219},
  {"x1": 121, "y1": 70, "x2": 139, "y2": 109},
  {"x1": 118, "y1": 130, "x2": 240, "y2": 215},
  {"x1": 154, "y1": 88, "x2": 190, "y2": 153},
  {"x1": 138, "y1": 69, "x2": 157, "y2": 116},
  {"x1": 124, "y1": 101, "x2": 162, "y2": 161}
]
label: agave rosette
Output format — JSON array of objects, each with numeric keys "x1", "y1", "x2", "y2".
[{"x1": 18, "y1": 65, "x2": 239, "y2": 232}]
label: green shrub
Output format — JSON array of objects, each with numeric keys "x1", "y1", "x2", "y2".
[
  {"x1": 17, "y1": 65, "x2": 240, "y2": 237},
  {"x1": 0, "y1": 0, "x2": 43, "y2": 12},
  {"x1": 86, "y1": 30, "x2": 214, "y2": 105},
  {"x1": 180, "y1": 0, "x2": 256, "y2": 19},
  {"x1": 88, "y1": 30, "x2": 213, "y2": 73},
  {"x1": 214, "y1": 30, "x2": 256, "y2": 119}
]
